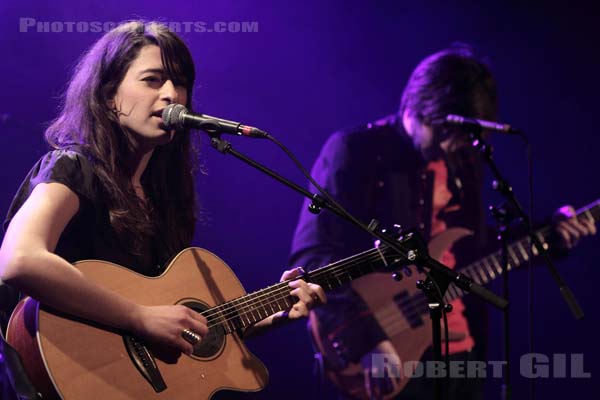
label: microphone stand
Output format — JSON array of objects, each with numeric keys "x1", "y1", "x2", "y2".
[
  {"x1": 466, "y1": 125, "x2": 585, "y2": 400},
  {"x1": 208, "y1": 134, "x2": 509, "y2": 400},
  {"x1": 466, "y1": 127, "x2": 584, "y2": 318},
  {"x1": 489, "y1": 204, "x2": 516, "y2": 400}
]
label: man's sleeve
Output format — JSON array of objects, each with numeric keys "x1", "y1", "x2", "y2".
[{"x1": 289, "y1": 131, "x2": 387, "y2": 368}]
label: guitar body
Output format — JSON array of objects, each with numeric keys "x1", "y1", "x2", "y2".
[
  {"x1": 6, "y1": 247, "x2": 269, "y2": 399},
  {"x1": 312, "y1": 227, "x2": 473, "y2": 400}
]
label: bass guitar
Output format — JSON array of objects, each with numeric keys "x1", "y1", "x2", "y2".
[{"x1": 309, "y1": 199, "x2": 599, "y2": 399}]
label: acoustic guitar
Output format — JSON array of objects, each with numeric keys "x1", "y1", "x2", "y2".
[
  {"x1": 309, "y1": 199, "x2": 599, "y2": 399},
  {"x1": 7, "y1": 243, "x2": 408, "y2": 399}
]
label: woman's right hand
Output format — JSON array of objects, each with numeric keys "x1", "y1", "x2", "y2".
[{"x1": 132, "y1": 304, "x2": 209, "y2": 355}]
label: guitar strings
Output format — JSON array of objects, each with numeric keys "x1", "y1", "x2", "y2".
[
  {"x1": 200, "y1": 248, "x2": 387, "y2": 330},
  {"x1": 200, "y1": 208, "x2": 597, "y2": 332},
  {"x1": 200, "y1": 248, "x2": 385, "y2": 327},
  {"x1": 198, "y1": 246, "x2": 386, "y2": 320},
  {"x1": 200, "y1": 224, "x2": 548, "y2": 331}
]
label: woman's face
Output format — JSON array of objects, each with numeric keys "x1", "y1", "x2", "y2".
[{"x1": 111, "y1": 44, "x2": 188, "y2": 149}]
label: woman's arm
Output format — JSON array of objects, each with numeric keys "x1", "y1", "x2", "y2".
[{"x1": 0, "y1": 182, "x2": 207, "y2": 355}]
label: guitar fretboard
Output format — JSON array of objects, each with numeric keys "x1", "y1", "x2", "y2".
[
  {"x1": 200, "y1": 245, "x2": 398, "y2": 334},
  {"x1": 201, "y1": 199, "x2": 600, "y2": 333},
  {"x1": 442, "y1": 199, "x2": 600, "y2": 301}
]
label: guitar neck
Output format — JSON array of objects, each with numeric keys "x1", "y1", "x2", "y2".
[
  {"x1": 444, "y1": 199, "x2": 600, "y2": 301},
  {"x1": 202, "y1": 246, "x2": 395, "y2": 334},
  {"x1": 203, "y1": 199, "x2": 600, "y2": 333}
]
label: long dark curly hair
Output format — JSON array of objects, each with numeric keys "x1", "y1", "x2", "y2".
[{"x1": 45, "y1": 21, "x2": 199, "y2": 258}]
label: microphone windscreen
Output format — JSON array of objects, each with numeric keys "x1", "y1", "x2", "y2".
[{"x1": 162, "y1": 104, "x2": 187, "y2": 129}]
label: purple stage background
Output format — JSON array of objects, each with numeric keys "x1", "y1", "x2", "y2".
[{"x1": 1, "y1": 1, "x2": 599, "y2": 399}]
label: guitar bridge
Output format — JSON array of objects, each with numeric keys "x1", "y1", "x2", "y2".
[{"x1": 123, "y1": 335, "x2": 167, "y2": 393}]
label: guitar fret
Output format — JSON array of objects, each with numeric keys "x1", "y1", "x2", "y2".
[
  {"x1": 479, "y1": 258, "x2": 496, "y2": 283},
  {"x1": 342, "y1": 267, "x2": 352, "y2": 282},
  {"x1": 335, "y1": 275, "x2": 343, "y2": 286},
  {"x1": 491, "y1": 256, "x2": 503, "y2": 275},
  {"x1": 267, "y1": 297, "x2": 276, "y2": 314},
  {"x1": 258, "y1": 297, "x2": 270, "y2": 319},
  {"x1": 334, "y1": 272, "x2": 347, "y2": 286},
  {"x1": 246, "y1": 292, "x2": 262, "y2": 323},
  {"x1": 258, "y1": 293, "x2": 271, "y2": 319},
  {"x1": 491, "y1": 258, "x2": 504, "y2": 279},
  {"x1": 508, "y1": 245, "x2": 521, "y2": 265},
  {"x1": 513, "y1": 244, "x2": 525, "y2": 265},
  {"x1": 250, "y1": 292, "x2": 266, "y2": 321},
  {"x1": 536, "y1": 232, "x2": 548, "y2": 253},
  {"x1": 507, "y1": 248, "x2": 518, "y2": 269},
  {"x1": 249, "y1": 307, "x2": 258, "y2": 323},
  {"x1": 475, "y1": 267, "x2": 486, "y2": 284},
  {"x1": 475, "y1": 263, "x2": 490, "y2": 283},
  {"x1": 240, "y1": 308, "x2": 252, "y2": 326},
  {"x1": 447, "y1": 284, "x2": 459, "y2": 300},
  {"x1": 224, "y1": 318, "x2": 234, "y2": 334},
  {"x1": 228, "y1": 308, "x2": 241, "y2": 332},
  {"x1": 242, "y1": 307, "x2": 251, "y2": 326},
  {"x1": 241, "y1": 306, "x2": 251, "y2": 325},
  {"x1": 585, "y1": 209, "x2": 595, "y2": 223},
  {"x1": 498, "y1": 253, "x2": 512, "y2": 272},
  {"x1": 531, "y1": 245, "x2": 538, "y2": 256},
  {"x1": 482, "y1": 260, "x2": 495, "y2": 280},
  {"x1": 444, "y1": 285, "x2": 455, "y2": 302},
  {"x1": 342, "y1": 268, "x2": 352, "y2": 283},
  {"x1": 452, "y1": 284, "x2": 461, "y2": 300},
  {"x1": 466, "y1": 267, "x2": 482, "y2": 285},
  {"x1": 252, "y1": 299, "x2": 263, "y2": 321},
  {"x1": 521, "y1": 238, "x2": 543, "y2": 259},
  {"x1": 226, "y1": 299, "x2": 242, "y2": 331},
  {"x1": 282, "y1": 296, "x2": 294, "y2": 310},
  {"x1": 247, "y1": 294, "x2": 260, "y2": 320},
  {"x1": 255, "y1": 305, "x2": 267, "y2": 320},
  {"x1": 516, "y1": 241, "x2": 529, "y2": 262}
]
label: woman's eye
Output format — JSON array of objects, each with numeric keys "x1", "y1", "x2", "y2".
[{"x1": 143, "y1": 76, "x2": 162, "y2": 83}]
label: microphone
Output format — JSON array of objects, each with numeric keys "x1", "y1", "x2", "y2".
[
  {"x1": 445, "y1": 114, "x2": 520, "y2": 134},
  {"x1": 162, "y1": 104, "x2": 268, "y2": 138}
]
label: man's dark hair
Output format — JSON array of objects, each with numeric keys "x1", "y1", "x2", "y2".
[{"x1": 400, "y1": 44, "x2": 497, "y2": 125}]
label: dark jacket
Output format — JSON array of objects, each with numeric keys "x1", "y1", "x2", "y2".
[{"x1": 289, "y1": 114, "x2": 488, "y2": 367}]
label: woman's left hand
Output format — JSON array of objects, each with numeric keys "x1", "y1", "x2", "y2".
[{"x1": 280, "y1": 267, "x2": 327, "y2": 319}]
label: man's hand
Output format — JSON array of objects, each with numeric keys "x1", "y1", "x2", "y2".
[{"x1": 554, "y1": 205, "x2": 596, "y2": 249}]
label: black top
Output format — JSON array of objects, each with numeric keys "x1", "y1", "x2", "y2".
[
  {"x1": 1, "y1": 148, "x2": 172, "y2": 332},
  {"x1": 4, "y1": 148, "x2": 171, "y2": 274}
]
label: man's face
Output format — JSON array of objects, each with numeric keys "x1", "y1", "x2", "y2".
[{"x1": 403, "y1": 110, "x2": 474, "y2": 156}]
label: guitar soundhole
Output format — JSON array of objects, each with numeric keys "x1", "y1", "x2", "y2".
[{"x1": 181, "y1": 300, "x2": 226, "y2": 359}]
